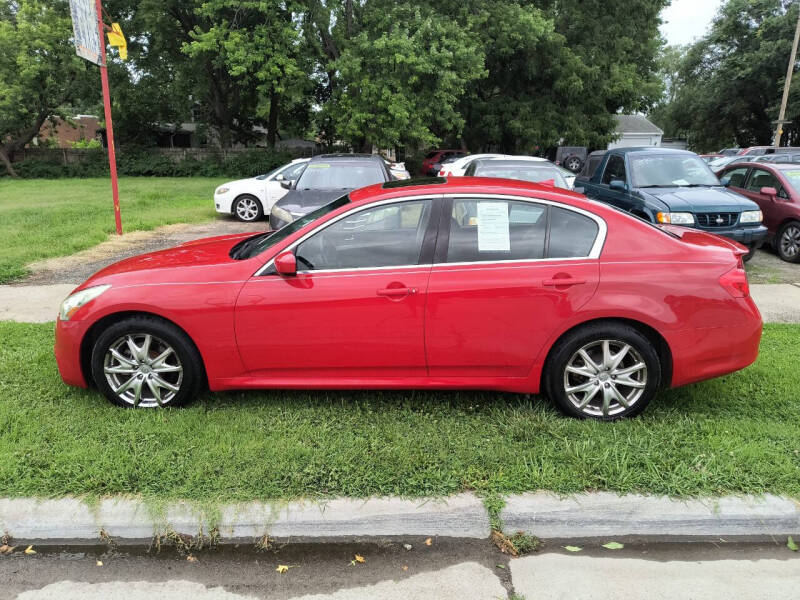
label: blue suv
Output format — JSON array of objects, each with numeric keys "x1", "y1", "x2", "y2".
[{"x1": 576, "y1": 148, "x2": 767, "y2": 259}]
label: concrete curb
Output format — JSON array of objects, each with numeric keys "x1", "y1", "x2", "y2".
[
  {"x1": 501, "y1": 492, "x2": 800, "y2": 540},
  {"x1": 2, "y1": 492, "x2": 799, "y2": 546}
]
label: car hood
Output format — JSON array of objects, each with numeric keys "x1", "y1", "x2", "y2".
[
  {"x1": 274, "y1": 189, "x2": 349, "y2": 212},
  {"x1": 219, "y1": 177, "x2": 260, "y2": 190},
  {"x1": 642, "y1": 186, "x2": 758, "y2": 212},
  {"x1": 81, "y1": 232, "x2": 255, "y2": 287}
]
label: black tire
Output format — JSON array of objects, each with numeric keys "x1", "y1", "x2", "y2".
[
  {"x1": 563, "y1": 155, "x2": 583, "y2": 173},
  {"x1": 775, "y1": 221, "x2": 800, "y2": 263},
  {"x1": 233, "y1": 195, "x2": 264, "y2": 222},
  {"x1": 544, "y1": 322, "x2": 661, "y2": 421},
  {"x1": 742, "y1": 244, "x2": 758, "y2": 263},
  {"x1": 90, "y1": 315, "x2": 205, "y2": 408}
]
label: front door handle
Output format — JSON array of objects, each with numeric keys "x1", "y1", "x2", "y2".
[
  {"x1": 542, "y1": 278, "x2": 586, "y2": 287},
  {"x1": 376, "y1": 287, "x2": 417, "y2": 298}
]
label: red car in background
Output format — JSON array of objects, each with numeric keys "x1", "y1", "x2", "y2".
[
  {"x1": 420, "y1": 149, "x2": 467, "y2": 176},
  {"x1": 718, "y1": 162, "x2": 800, "y2": 262},
  {"x1": 54, "y1": 177, "x2": 761, "y2": 420}
]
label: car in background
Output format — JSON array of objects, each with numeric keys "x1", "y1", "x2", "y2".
[
  {"x1": 717, "y1": 162, "x2": 800, "y2": 262},
  {"x1": 383, "y1": 157, "x2": 411, "y2": 179},
  {"x1": 473, "y1": 155, "x2": 576, "y2": 189},
  {"x1": 438, "y1": 153, "x2": 506, "y2": 176},
  {"x1": 464, "y1": 159, "x2": 571, "y2": 189},
  {"x1": 214, "y1": 158, "x2": 309, "y2": 222},
  {"x1": 421, "y1": 149, "x2": 467, "y2": 176},
  {"x1": 269, "y1": 154, "x2": 392, "y2": 230},
  {"x1": 576, "y1": 148, "x2": 766, "y2": 260},
  {"x1": 718, "y1": 148, "x2": 740, "y2": 156},
  {"x1": 737, "y1": 146, "x2": 800, "y2": 157},
  {"x1": 752, "y1": 152, "x2": 800, "y2": 164},
  {"x1": 699, "y1": 154, "x2": 723, "y2": 163},
  {"x1": 55, "y1": 177, "x2": 761, "y2": 420},
  {"x1": 554, "y1": 146, "x2": 588, "y2": 173},
  {"x1": 708, "y1": 155, "x2": 751, "y2": 173}
]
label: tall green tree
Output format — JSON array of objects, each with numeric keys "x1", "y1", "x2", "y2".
[{"x1": 0, "y1": 0, "x2": 94, "y2": 176}]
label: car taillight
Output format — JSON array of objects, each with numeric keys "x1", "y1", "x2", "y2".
[{"x1": 718, "y1": 265, "x2": 749, "y2": 298}]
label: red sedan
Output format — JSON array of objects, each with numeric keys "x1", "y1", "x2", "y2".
[
  {"x1": 717, "y1": 162, "x2": 800, "y2": 262},
  {"x1": 55, "y1": 178, "x2": 762, "y2": 420}
]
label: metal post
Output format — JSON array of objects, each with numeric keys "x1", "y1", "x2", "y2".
[
  {"x1": 774, "y1": 8, "x2": 800, "y2": 149},
  {"x1": 95, "y1": 0, "x2": 123, "y2": 235}
]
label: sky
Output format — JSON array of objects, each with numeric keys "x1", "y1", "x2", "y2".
[{"x1": 659, "y1": 0, "x2": 724, "y2": 46}]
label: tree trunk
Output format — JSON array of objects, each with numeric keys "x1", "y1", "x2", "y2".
[
  {"x1": 0, "y1": 147, "x2": 18, "y2": 178},
  {"x1": 267, "y1": 90, "x2": 280, "y2": 148}
]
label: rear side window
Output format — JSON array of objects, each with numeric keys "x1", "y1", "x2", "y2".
[
  {"x1": 724, "y1": 167, "x2": 749, "y2": 188},
  {"x1": 444, "y1": 199, "x2": 599, "y2": 263},
  {"x1": 580, "y1": 155, "x2": 603, "y2": 178},
  {"x1": 746, "y1": 168, "x2": 779, "y2": 192},
  {"x1": 602, "y1": 155, "x2": 626, "y2": 184}
]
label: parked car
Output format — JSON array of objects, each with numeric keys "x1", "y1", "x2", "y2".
[
  {"x1": 699, "y1": 154, "x2": 723, "y2": 163},
  {"x1": 708, "y1": 155, "x2": 750, "y2": 172},
  {"x1": 475, "y1": 155, "x2": 576, "y2": 189},
  {"x1": 421, "y1": 149, "x2": 467, "y2": 176},
  {"x1": 717, "y1": 162, "x2": 800, "y2": 262},
  {"x1": 269, "y1": 154, "x2": 392, "y2": 229},
  {"x1": 718, "y1": 148, "x2": 740, "y2": 156},
  {"x1": 464, "y1": 159, "x2": 570, "y2": 189},
  {"x1": 438, "y1": 153, "x2": 507, "y2": 176},
  {"x1": 752, "y1": 153, "x2": 800, "y2": 164},
  {"x1": 383, "y1": 157, "x2": 411, "y2": 179},
  {"x1": 575, "y1": 148, "x2": 767, "y2": 259},
  {"x1": 55, "y1": 177, "x2": 761, "y2": 420},
  {"x1": 738, "y1": 146, "x2": 800, "y2": 156},
  {"x1": 214, "y1": 158, "x2": 309, "y2": 222},
  {"x1": 554, "y1": 146, "x2": 588, "y2": 173}
]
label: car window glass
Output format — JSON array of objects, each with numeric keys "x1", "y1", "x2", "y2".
[
  {"x1": 602, "y1": 155, "x2": 626, "y2": 185},
  {"x1": 296, "y1": 162, "x2": 384, "y2": 189},
  {"x1": 630, "y1": 155, "x2": 718, "y2": 187},
  {"x1": 472, "y1": 164, "x2": 568, "y2": 188},
  {"x1": 295, "y1": 200, "x2": 432, "y2": 270},
  {"x1": 746, "y1": 169, "x2": 779, "y2": 192},
  {"x1": 281, "y1": 162, "x2": 306, "y2": 181},
  {"x1": 548, "y1": 207, "x2": 599, "y2": 258},
  {"x1": 724, "y1": 167, "x2": 749, "y2": 188},
  {"x1": 446, "y1": 199, "x2": 547, "y2": 263},
  {"x1": 582, "y1": 155, "x2": 603, "y2": 178}
]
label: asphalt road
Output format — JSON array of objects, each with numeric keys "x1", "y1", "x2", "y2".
[{"x1": 2, "y1": 540, "x2": 798, "y2": 599}]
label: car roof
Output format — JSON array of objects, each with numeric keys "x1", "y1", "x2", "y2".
[
  {"x1": 311, "y1": 153, "x2": 383, "y2": 162},
  {"x1": 608, "y1": 147, "x2": 695, "y2": 156},
  {"x1": 472, "y1": 159, "x2": 559, "y2": 168}
]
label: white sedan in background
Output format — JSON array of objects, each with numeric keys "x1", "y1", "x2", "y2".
[
  {"x1": 442, "y1": 154, "x2": 575, "y2": 188},
  {"x1": 214, "y1": 158, "x2": 309, "y2": 222}
]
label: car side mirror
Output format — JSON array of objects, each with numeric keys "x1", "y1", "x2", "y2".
[
  {"x1": 275, "y1": 173, "x2": 285, "y2": 181},
  {"x1": 720, "y1": 177, "x2": 731, "y2": 187},
  {"x1": 274, "y1": 251, "x2": 297, "y2": 276},
  {"x1": 760, "y1": 186, "x2": 777, "y2": 198},
  {"x1": 280, "y1": 179, "x2": 295, "y2": 190},
  {"x1": 609, "y1": 179, "x2": 627, "y2": 192}
]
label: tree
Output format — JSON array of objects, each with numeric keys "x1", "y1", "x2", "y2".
[
  {"x1": 656, "y1": 0, "x2": 800, "y2": 151},
  {"x1": 0, "y1": 0, "x2": 94, "y2": 176}
]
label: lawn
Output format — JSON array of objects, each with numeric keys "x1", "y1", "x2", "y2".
[
  {"x1": 0, "y1": 177, "x2": 225, "y2": 283},
  {"x1": 0, "y1": 322, "x2": 798, "y2": 502}
]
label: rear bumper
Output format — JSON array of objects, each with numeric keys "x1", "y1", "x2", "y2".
[
  {"x1": 54, "y1": 318, "x2": 90, "y2": 388},
  {"x1": 667, "y1": 296, "x2": 763, "y2": 388},
  {"x1": 702, "y1": 225, "x2": 767, "y2": 247}
]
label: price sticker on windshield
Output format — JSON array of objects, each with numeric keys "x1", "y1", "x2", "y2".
[{"x1": 477, "y1": 202, "x2": 510, "y2": 252}]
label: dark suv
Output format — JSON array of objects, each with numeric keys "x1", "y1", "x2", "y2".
[
  {"x1": 270, "y1": 154, "x2": 392, "y2": 229},
  {"x1": 576, "y1": 148, "x2": 767, "y2": 259}
]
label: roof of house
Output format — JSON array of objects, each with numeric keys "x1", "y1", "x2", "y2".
[{"x1": 614, "y1": 114, "x2": 664, "y2": 135}]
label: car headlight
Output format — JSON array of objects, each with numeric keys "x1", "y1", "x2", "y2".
[
  {"x1": 271, "y1": 205, "x2": 294, "y2": 224},
  {"x1": 215, "y1": 187, "x2": 230, "y2": 195},
  {"x1": 740, "y1": 210, "x2": 763, "y2": 224},
  {"x1": 656, "y1": 212, "x2": 694, "y2": 225},
  {"x1": 59, "y1": 284, "x2": 111, "y2": 321}
]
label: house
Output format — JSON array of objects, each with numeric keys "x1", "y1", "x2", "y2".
[
  {"x1": 36, "y1": 115, "x2": 101, "y2": 148},
  {"x1": 608, "y1": 115, "x2": 663, "y2": 149}
]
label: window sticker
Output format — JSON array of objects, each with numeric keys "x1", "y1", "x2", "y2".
[
  {"x1": 477, "y1": 202, "x2": 510, "y2": 252},
  {"x1": 308, "y1": 163, "x2": 330, "y2": 169}
]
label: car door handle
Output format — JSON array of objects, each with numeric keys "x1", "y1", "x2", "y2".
[
  {"x1": 542, "y1": 278, "x2": 586, "y2": 287},
  {"x1": 377, "y1": 287, "x2": 417, "y2": 297}
]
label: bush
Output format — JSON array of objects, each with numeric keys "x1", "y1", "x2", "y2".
[{"x1": 4, "y1": 147, "x2": 294, "y2": 179}]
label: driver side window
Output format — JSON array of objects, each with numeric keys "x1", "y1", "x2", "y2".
[
  {"x1": 295, "y1": 200, "x2": 433, "y2": 271},
  {"x1": 602, "y1": 155, "x2": 626, "y2": 185}
]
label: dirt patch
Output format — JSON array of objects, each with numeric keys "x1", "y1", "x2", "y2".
[
  {"x1": 20, "y1": 218, "x2": 266, "y2": 286},
  {"x1": 745, "y1": 246, "x2": 800, "y2": 285}
]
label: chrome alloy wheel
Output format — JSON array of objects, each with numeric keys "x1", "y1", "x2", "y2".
[
  {"x1": 103, "y1": 334, "x2": 183, "y2": 407},
  {"x1": 563, "y1": 339, "x2": 647, "y2": 418},
  {"x1": 565, "y1": 157, "x2": 581, "y2": 171},
  {"x1": 780, "y1": 224, "x2": 800, "y2": 260},
  {"x1": 235, "y1": 197, "x2": 260, "y2": 221}
]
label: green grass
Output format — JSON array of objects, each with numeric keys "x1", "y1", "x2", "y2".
[
  {"x1": 1, "y1": 322, "x2": 799, "y2": 502},
  {"x1": 0, "y1": 177, "x2": 225, "y2": 283}
]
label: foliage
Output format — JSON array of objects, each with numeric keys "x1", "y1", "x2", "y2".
[
  {"x1": 0, "y1": 0, "x2": 95, "y2": 176},
  {"x1": 0, "y1": 317, "x2": 799, "y2": 500},
  {"x1": 651, "y1": 0, "x2": 800, "y2": 151},
  {"x1": 69, "y1": 138, "x2": 102, "y2": 149}
]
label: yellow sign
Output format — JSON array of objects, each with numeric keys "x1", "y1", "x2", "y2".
[{"x1": 107, "y1": 22, "x2": 127, "y2": 60}]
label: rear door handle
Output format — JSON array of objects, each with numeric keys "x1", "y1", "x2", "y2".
[
  {"x1": 376, "y1": 287, "x2": 417, "y2": 297},
  {"x1": 542, "y1": 278, "x2": 586, "y2": 287}
]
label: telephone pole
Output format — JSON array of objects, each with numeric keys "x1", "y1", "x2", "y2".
[{"x1": 773, "y1": 8, "x2": 800, "y2": 148}]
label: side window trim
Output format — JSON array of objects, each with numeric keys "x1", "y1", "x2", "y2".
[
  {"x1": 255, "y1": 195, "x2": 445, "y2": 276},
  {"x1": 433, "y1": 194, "x2": 606, "y2": 265}
]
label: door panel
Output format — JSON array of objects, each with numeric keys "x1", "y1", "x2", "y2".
[{"x1": 235, "y1": 268, "x2": 430, "y2": 376}]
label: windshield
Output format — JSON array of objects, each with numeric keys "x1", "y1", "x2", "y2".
[
  {"x1": 230, "y1": 195, "x2": 350, "y2": 260},
  {"x1": 474, "y1": 164, "x2": 569, "y2": 188},
  {"x1": 295, "y1": 162, "x2": 384, "y2": 190},
  {"x1": 630, "y1": 155, "x2": 720, "y2": 187},
  {"x1": 254, "y1": 165, "x2": 282, "y2": 181},
  {"x1": 782, "y1": 169, "x2": 800, "y2": 193}
]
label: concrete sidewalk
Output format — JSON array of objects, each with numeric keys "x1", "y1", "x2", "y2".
[{"x1": 1, "y1": 282, "x2": 799, "y2": 325}]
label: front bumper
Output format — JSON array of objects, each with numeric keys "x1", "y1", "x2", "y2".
[
  {"x1": 214, "y1": 193, "x2": 234, "y2": 214},
  {"x1": 54, "y1": 317, "x2": 90, "y2": 388},
  {"x1": 698, "y1": 225, "x2": 767, "y2": 247}
]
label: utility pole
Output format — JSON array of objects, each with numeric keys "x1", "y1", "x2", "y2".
[{"x1": 773, "y1": 8, "x2": 800, "y2": 148}]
